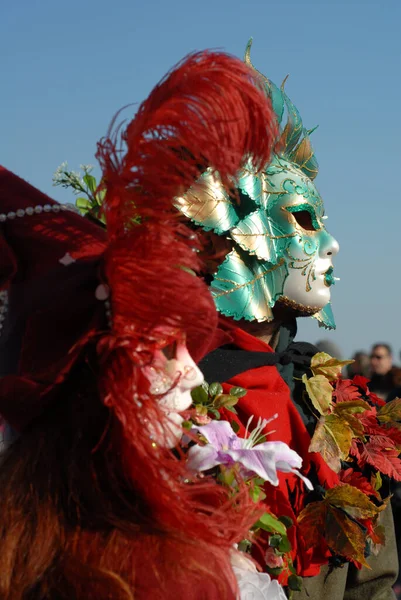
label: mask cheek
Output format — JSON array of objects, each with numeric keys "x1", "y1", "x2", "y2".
[
  {"x1": 147, "y1": 412, "x2": 185, "y2": 449},
  {"x1": 158, "y1": 386, "x2": 193, "y2": 413},
  {"x1": 175, "y1": 343, "x2": 204, "y2": 391},
  {"x1": 144, "y1": 344, "x2": 205, "y2": 448},
  {"x1": 282, "y1": 253, "x2": 331, "y2": 309}
]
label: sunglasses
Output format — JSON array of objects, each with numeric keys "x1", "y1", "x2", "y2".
[{"x1": 370, "y1": 354, "x2": 389, "y2": 360}]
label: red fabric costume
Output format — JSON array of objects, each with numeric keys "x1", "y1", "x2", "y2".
[{"x1": 213, "y1": 322, "x2": 341, "y2": 577}]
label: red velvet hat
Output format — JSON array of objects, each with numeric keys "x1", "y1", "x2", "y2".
[{"x1": 0, "y1": 167, "x2": 107, "y2": 429}]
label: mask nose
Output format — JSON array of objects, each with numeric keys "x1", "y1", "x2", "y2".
[{"x1": 320, "y1": 233, "x2": 339, "y2": 258}]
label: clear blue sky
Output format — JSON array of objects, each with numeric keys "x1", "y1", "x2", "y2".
[{"x1": 2, "y1": 0, "x2": 401, "y2": 359}]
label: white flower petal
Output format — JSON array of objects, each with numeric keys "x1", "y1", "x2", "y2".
[
  {"x1": 187, "y1": 443, "x2": 220, "y2": 472},
  {"x1": 232, "y1": 567, "x2": 287, "y2": 600}
]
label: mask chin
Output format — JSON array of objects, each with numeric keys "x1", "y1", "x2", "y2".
[
  {"x1": 281, "y1": 276, "x2": 331, "y2": 314},
  {"x1": 275, "y1": 296, "x2": 324, "y2": 318}
]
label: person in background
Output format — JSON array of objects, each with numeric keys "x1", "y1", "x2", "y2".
[
  {"x1": 346, "y1": 351, "x2": 370, "y2": 379},
  {"x1": 315, "y1": 340, "x2": 343, "y2": 359},
  {"x1": 369, "y1": 344, "x2": 401, "y2": 401}
]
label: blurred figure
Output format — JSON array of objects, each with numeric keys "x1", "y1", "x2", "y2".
[
  {"x1": 369, "y1": 343, "x2": 401, "y2": 401},
  {"x1": 315, "y1": 340, "x2": 343, "y2": 359},
  {"x1": 370, "y1": 343, "x2": 393, "y2": 377},
  {"x1": 346, "y1": 351, "x2": 370, "y2": 378}
]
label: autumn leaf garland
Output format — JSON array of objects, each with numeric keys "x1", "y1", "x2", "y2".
[
  {"x1": 298, "y1": 352, "x2": 401, "y2": 567},
  {"x1": 303, "y1": 353, "x2": 401, "y2": 478}
]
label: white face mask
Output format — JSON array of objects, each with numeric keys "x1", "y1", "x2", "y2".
[{"x1": 144, "y1": 342, "x2": 204, "y2": 448}]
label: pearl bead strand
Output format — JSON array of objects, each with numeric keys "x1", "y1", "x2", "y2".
[{"x1": 0, "y1": 203, "x2": 79, "y2": 223}]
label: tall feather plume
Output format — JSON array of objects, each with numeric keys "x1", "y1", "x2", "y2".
[
  {"x1": 97, "y1": 50, "x2": 278, "y2": 238},
  {"x1": 95, "y1": 51, "x2": 278, "y2": 562}
]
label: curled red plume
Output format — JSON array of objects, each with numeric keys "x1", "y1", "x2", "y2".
[
  {"x1": 96, "y1": 50, "x2": 278, "y2": 238},
  {"x1": 95, "y1": 50, "x2": 278, "y2": 565}
]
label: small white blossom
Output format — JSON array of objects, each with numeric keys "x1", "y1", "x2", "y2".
[
  {"x1": 79, "y1": 164, "x2": 94, "y2": 173},
  {"x1": 231, "y1": 553, "x2": 287, "y2": 600}
]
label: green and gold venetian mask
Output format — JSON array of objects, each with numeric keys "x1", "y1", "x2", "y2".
[{"x1": 176, "y1": 40, "x2": 339, "y2": 330}]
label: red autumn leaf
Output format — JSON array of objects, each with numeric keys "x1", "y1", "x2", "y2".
[
  {"x1": 370, "y1": 524, "x2": 386, "y2": 546},
  {"x1": 359, "y1": 439, "x2": 401, "y2": 481},
  {"x1": 298, "y1": 484, "x2": 383, "y2": 568},
  {"x1": 368, "y1": 433, "x2": 398, "y2": 450},
  {"x1": 339, "y1": 468, "x2": 379, "y2": 498},
  {"x1": 356, "y1": 409, "x2": 380, "y2": 435},
  {"x1": 368, "y1": 392, "x2": 386, "y2": 407},
  {"x1": 382, "y1": 426, "x2": 401, "y2": 449},
  {"x1": 352, "y1": 375, "x2": 370, "y2": 393},
  {"x1": 324, "y1": 505, "x2": 370, "y2": 568},
  {"x1": 334, "y1": 379, "x2": 361, "y2": 403},
  {"x1": 351, "y1": 376, "x2": 386, "y2": 406},
  {"x1": 298, "y1": 501, "x2": 327, "y2": 547},
  {"x1": 350, "y1": 439, "x2": 362, "y2": 461}
]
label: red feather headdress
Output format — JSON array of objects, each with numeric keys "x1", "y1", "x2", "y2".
[{"x1": 0, "y1": 50, "x2": 278, "y2": 571}]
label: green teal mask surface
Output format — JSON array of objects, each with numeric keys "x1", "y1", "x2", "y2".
[{"x1": 176, "y1": 40, "x2": 339, "y2": 329}]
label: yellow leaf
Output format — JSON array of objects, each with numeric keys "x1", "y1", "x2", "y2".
[
  {"x1": 311, "y1": 352, "x2": 354, "y2": 381},
  {"x1": 371, "y1": 471, "x2": 382, "y2": 492},
  {"x1": 334, "y1": 399, "x2": 371, "y2": 415},
  {"x1": 326, "y1": 484, "x2": 384, "y2": 520},
  {"x1": 302, "y1": 374, "x2": 333, "y2": 415},
  {"x1": 309, "y1": 413, "x2": 353, "y2": 473},
  {"x1": 333, "y1": 404, "x2": 365, "y2": 437},
  {"x1": 378, "y1": 397, "x2": 401, "y2": 424}
]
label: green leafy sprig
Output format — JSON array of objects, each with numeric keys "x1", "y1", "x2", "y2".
[{"x1": 53, "y1": 162, "x2": 106, "y2": 224}]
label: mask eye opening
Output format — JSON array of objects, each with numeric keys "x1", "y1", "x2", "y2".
[
  {"x1": 162, "y1": 341, "x2": 178, "y2": 360},
  {"x1": 285, "y1": 204, "x2": 321, "y2": 232}
]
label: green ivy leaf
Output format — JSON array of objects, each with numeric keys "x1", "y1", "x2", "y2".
[
  {"x1": 278, "y1": 535, "x2": 291, "y2": 553},
  {"x1": 214, "y1": 394, "x2": 239, "y2": 408},
  {"x1": 265, "y1": 566, "x2": 284, "y2": 577},
  {"x1": 209, "y1": 382, "x2": 223, "y2": 398},
  {"x1": 191, "y1": 384, "x2": 209, "y2": 405},
  {"x1": 288, "y1": 575, "x2": 303, "y2": 592},
  {"x1": 269, "y1": 534, "x2": 282, "y2": 548},
  {"x1": 278, "y1": 515, "x2": 294, "y2": 528},
  {"x1": 208, "y1": 408, "x2": 221, "y2": 420},
  {"x1": 229, "y1": 386, "x2": 247, "y2": 398},
  {"x1": 254, "y1": 512, "x2": 287, "y2": 536}
]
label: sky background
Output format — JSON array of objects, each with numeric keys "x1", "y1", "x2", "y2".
[{"x1": 2, "y1": 0, "x2": 401, "y2": 360}]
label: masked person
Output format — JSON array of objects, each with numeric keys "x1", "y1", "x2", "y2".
[
  {"x1": 0, "y1": 51, "x2": 282, "y2": 600},
  {"x1": 176, "y1": 41, "x2": 399, "y2": 600}
]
